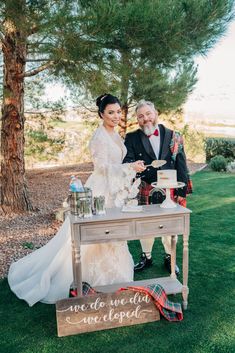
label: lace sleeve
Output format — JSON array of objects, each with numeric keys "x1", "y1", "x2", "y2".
[{"x1": 89, "y1": 136, "x2": 138, "y2": 207}]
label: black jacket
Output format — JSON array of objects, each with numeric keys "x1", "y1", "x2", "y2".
[{"x1": 123, "y1": 124, "x2": 188, "y2": 197}]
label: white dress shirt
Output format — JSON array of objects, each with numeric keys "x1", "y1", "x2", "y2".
[{"x1": 149, "y1": 125, "x2": 160, "y2": 159}]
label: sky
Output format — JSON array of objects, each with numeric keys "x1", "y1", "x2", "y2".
[
  {"x1": 184, "y1": 19, "x2": 235, "y2": 123},
  {"x1": 45, "y1": 19, "x2": 235, "y2": 124}
]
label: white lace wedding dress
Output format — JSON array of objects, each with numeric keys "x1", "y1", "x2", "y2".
[{"x1": 8, "y1": 125, "x2": 136, "y2": 306}]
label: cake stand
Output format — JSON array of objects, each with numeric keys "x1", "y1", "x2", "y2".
[{"x1": 151, "y1": 182, "x2": 185, "y2": 208}]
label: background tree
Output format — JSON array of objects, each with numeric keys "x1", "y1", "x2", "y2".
[
  {"x1": 131, "y1": 60, "x2": 198, "y2": 113},
  {"x1": 69, "y1": 0, "x2": 234, "y2": 135},
  {"x1": 0, "y1": 0, "x2": 101, "y2": 212}
]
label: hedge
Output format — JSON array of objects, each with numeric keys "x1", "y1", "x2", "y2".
[{"x1": 205, "y1": 137, "x2": 235, "y2": 162}]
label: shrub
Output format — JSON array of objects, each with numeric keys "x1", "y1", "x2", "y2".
[
  {"x1": 209, "y1": 155, "x2": 228, "y2": 172},
  {"x1": 205, "y1": 138, "x2": 235, "y2": 162}
]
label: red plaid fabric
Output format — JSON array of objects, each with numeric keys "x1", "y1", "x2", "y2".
[
  {"x1": 138, "y1": 180, "x2": 187, "y2": 207},
  {"x1": 186, "y1": 177, "x2": 193, "y2": 195},
  {"x1": 70, "y1": 282, "x2": 97, "y2": 297},
  {"x1": 138, "y1": 181, "x2": 153, "y2": 205},
  {"x1": 121, "y1": 284, "x2": 183, "y2": 321}
]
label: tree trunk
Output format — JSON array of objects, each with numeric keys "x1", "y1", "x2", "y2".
[
  {"x1": 0, "y1": 17, "x2": 32, "y2": 212},
  {"x1": 118, "y1": 51, "x2": 130, "y2": 138},
  {"x1": 119, "y1": 103, "x2": 129, "y2": 138}
]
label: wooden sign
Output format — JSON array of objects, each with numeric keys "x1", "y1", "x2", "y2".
[{"x1": 56, "y1": 290, "x2": 160, "y2": 337}]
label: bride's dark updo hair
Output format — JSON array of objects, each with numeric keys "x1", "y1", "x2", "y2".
[{"x1": 96, "y1": 93, "x2": 121, "y2": 118}]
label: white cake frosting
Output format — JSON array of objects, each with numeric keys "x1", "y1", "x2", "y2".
[{"x1": 157, "y1": 170, "x2": 178, "y2": 187}]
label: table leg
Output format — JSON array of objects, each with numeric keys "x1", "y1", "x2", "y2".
[
  {"x1": 71, "y1": 221, "x2": 82, "y2": 297},
  {"x1": 182, "y1": 215, "x2": 190, "y2": 309},
  {"x1": 170, "y1": 235, "x2": 177, "y2": 279}
]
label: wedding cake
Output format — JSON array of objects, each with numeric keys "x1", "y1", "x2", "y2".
[{"x1": 157, "y1": 169, "x2": 178, "y2": 187}]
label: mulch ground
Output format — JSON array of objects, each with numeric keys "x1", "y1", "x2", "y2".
[{"x1": 0, "y1": 161, "x2": 206, "y2": 278}]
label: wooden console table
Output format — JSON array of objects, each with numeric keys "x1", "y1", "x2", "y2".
[{"x1": 70, "y1": 204, "x2": 191, "y2": 310}]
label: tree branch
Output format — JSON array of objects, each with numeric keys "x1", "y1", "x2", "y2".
[
  {"x1": 25, "y1": 108, "x2": 64, "y2": 115},
  {"x1": 27, "y1": 34, "x2": 51, "y2": 48},
  {"x1": 26, "y1": 58, "x2": 51, "y2": 62},
  {"x1": 23, "y1": 61, "x2": 55, "y2": 78},
  {"x1": 76, "y1": 102, "x2": 97, "y2": 113}
]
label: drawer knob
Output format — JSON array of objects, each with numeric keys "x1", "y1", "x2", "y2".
[
  {"x1": 105, "y1": 230, "x2": 110, "y2": 234},
  {"x1": 158, "y1": 225, "x2": 164, "y2": 229}
]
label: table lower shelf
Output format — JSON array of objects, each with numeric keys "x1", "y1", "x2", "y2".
[{"x1": 94, "y1": 276, "x2": 182, "y2": 295}]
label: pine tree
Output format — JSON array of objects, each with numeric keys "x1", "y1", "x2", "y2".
[
  {"x1": 131, "y1": 59, "x2": 198, "y2": 113},
  {"x1": 0, "y1": 0, "x2": 100, "y2": 212},
  {"x1": 73, "y1": 0, "x2": 234, "y2": 135}
]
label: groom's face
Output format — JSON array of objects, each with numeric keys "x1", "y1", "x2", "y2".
[{"x1": 136, "y1": 105, "x2": 158, "y2": 131}]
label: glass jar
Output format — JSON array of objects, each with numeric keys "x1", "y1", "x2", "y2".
[
  {"x1": 93, "y1": 196, "x2": 106, "y2": 215},
  {"x1": 69, "y1": 187, "x2": 93, "y2": 218}
]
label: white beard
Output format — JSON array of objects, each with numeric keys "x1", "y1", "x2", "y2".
[{"x1": 142, "y1": 125, "x2": 156, "y2": 136}]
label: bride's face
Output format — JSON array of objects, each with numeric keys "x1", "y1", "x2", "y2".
[{"x1": 101, "y1": 103, "x2": 122, "y2": 129}]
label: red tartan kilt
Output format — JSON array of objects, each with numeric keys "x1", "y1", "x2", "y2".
[{"x1": 138, "y1": 181, "x2": 187, "y2": 207}]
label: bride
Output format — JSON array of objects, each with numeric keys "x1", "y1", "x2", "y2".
[{"x1": 8, "y1": 94, "x2": 145, "y2": 306}]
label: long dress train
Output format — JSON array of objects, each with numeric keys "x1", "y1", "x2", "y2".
[{"x1": 8, "y1": 125, "x2": 136, "y2": 306}]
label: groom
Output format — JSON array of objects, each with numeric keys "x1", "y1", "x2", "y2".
[{"x1": 123, "y1": 99, "x2": 191, "y2": 275}]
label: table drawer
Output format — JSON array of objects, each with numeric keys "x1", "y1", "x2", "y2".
[
  {"x1": 80, "y1": 221, "x2": 133, "y2": 242},
  {"x1": 136, "y1": 217, "x2": 184, "y2": 236}
]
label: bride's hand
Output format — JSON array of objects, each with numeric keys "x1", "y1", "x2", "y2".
[{"x1": 131, "y1": 160, "x2": 146, "y2": 172}]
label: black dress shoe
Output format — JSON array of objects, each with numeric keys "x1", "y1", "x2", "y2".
[
  {"x1": 134, "y1": 253, "x2": 153, "y2": 272},
  {"x1": 164, "y1": 254, "x2": 180, "y2": 276}
]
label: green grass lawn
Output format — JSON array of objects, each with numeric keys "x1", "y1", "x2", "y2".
[{"x1": 1, "y1": 171, "x2": 235, "y2": 353}]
